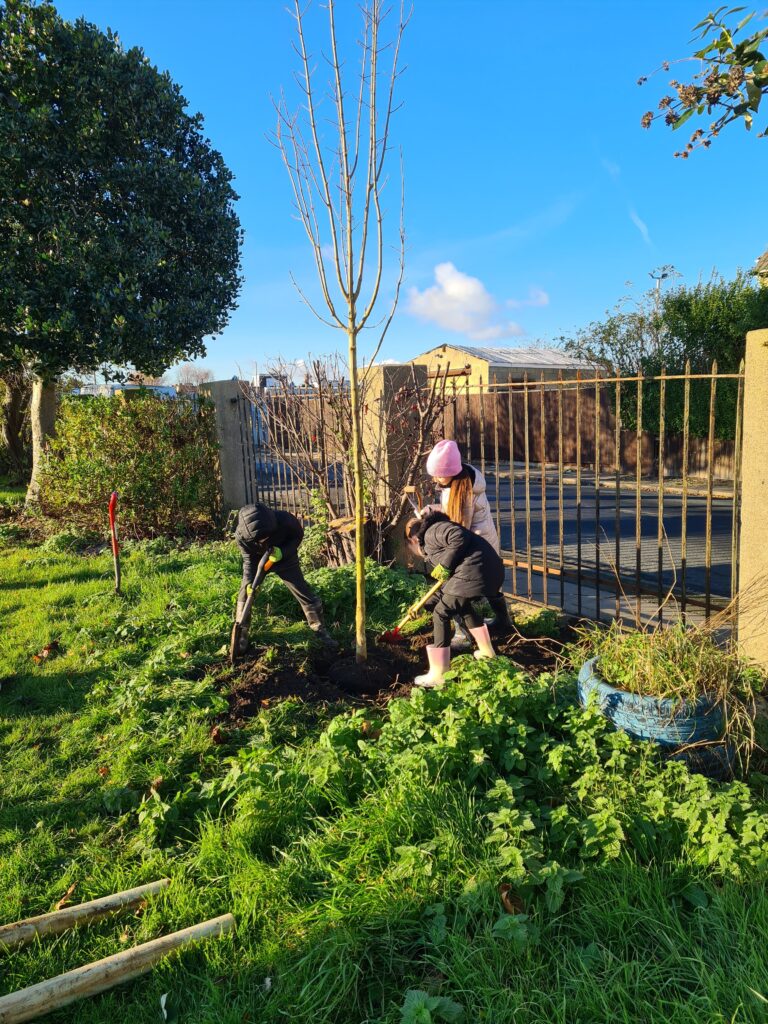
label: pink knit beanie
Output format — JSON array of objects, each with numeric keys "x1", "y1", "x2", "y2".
[{"x1": 426, "y1": 439, "x2": 462, "y2": 478}]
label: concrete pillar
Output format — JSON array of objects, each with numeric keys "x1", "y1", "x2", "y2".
[
  {"x1": 738, "y1": 328, "x2": 768, "y2": 667},
  {"x1": 363, "y1": 363, "x2": 428, "y2": 564},
  {"x1": 199, "y1": 379, "x2": 248, "y2": 513}
]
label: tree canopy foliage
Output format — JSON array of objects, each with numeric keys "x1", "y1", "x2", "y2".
[
  {"x1": 640, "y1": 6, "x2": 768, "y2": 155},
  {"x1": 561, "y1": 270, "x2": 768, "y2": 438},
  {"x1": 0, "y1": 0, "x2": 242, "y2": 384}
]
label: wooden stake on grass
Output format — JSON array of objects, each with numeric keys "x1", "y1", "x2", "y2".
[
  {"x1": 0, "y1": 880, "x2": 170, "y2": 951},
  {"x1": 0, "y1": 914, "x2": 235, "y2": 1024}
]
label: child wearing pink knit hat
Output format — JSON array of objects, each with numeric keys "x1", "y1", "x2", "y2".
[
  {"x1": 426, "y1": 439, "x2": 463, "y2": 479},
  {"x1": 422, "y1": 439, "x2": 512, "y2": 645}
]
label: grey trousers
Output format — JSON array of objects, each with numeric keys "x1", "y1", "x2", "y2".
[{"x1": 239, "y1": 554, "x2": 323, "y2": 626}]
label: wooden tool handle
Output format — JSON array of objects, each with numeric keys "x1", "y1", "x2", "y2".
[{"x1": 396, "y1": 577, "x2": 445, "y2": 631}]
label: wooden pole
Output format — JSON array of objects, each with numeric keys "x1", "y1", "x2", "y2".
[
  {"x1": 0, "y1": 914, "x2": 235, "y2": 1024},
  {"x1": 0, "y1": 881, "x2": 170, "y2": 951}
]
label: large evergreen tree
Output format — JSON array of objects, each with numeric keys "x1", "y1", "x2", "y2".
[{"x1": 0, "y1": 0, "x2": 242, "y2": 498}]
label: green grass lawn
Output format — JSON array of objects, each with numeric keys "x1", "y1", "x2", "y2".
[
  {"x1": 1, "y1": 534, "x2": 767, "y2": 1023},
  {"x1": 0, "y1": 473, "x2": 25, "y2": 508}
]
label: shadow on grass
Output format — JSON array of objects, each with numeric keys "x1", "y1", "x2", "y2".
[
  {"x1": 0, "y1": 567, "x2": 110, "y2": 590},
  {"x1": 0, "y1": 791, "x2": 109, "y2": 834},
  {"x1": 0, "y1": 667, "x2": 102, "y2": 717}
]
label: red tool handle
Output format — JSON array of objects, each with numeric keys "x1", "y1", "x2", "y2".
[
  {"x1": 108, "y1": 492, "x2": 118, "y2": 552},
  {"x1": 109, "y1": 492, "x2": 121, "y2": 592}
]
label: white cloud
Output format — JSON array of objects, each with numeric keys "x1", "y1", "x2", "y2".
[
  {"x1": 507, "y1": 287, "x2": 550, "y2": 309},
  {"x1": 602, "y1": 158, "x2": 621, "y2": 180},
  {"x1": 407, "y1": 263, "x2": 523, "y2": 341},
  {"x1": 628, "y1": 207, "x2": 652, "y2": 246}
]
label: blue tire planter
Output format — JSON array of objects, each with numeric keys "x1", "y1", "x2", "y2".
[
  {"x1": 577, "y1": 656, "x2": 725, "y2": 747},
  {"x1": 665, "y1": 742, "x2": 736, "y2": 782}
]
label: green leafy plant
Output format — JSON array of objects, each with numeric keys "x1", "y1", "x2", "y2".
[
  {"x1": 299, "y1": 489, "x2": 331, "y2": 572},
  {"x1": 399, "y1": 989, "x2": 464, "y2": 1024},
  {"x1": 37, "y1": 395, "x2": 221, "y2": 538},
  {"x1": 255, "y1": 558, "x2": 428, "y2": 634},
  {"x1": 512, "y1": 604, "x2": 561, "y2": 639},
  {"x1": 41, "y1": 530, "x2": 100, "y2": 553},
  {"x1": 0, "y1": 522, "x2": 25, "y2": 544}
]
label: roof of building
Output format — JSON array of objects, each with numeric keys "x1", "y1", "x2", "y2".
[
  {"x1": 422, "y1": 343, "x2": 595, "y2": 370},
  {"x1": 756, "y1": 248, "x2": 768, "y2": 278}
]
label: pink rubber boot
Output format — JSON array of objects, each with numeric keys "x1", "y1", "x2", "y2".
[
  {"x1": 469, "y1": 624, "x2": 496, "y2": 660},
  {"x1": 414, "y1": 645, "x2": 450, "y2": 688}
]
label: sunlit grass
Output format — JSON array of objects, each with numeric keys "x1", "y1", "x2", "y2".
[{"x1": 1, "y1": 535, "x2": 767, "y2": 1023}]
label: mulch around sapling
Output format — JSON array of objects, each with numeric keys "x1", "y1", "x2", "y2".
[
  {"x1": 222, "y1": 622, "x2": 575, "y2": 724},
  {"x1": 225, "y1": 635, "x2": 428, "y2": 722}
]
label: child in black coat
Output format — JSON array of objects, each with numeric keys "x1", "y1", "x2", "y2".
[
  {"x1": 405, "y1": 510, "x2": 503, "y2": 687},
  {"x1": 235, "y1": 503, "x2": 337, "y2": 651}
]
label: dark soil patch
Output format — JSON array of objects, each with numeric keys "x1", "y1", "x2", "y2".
[
  {"x1": 225, "y1": 636, "x2": 425, "y2": 722},
  {"x1": 497, "y1": 623, "x2": 578, "y2": 674},
  {"x1": 222, "y1": 622, "x2": 576, "y2": 724},
  {"x1": 328, "y1": 649, "x2": 417, "y2": 694}
]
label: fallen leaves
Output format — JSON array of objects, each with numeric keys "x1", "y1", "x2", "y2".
[
  {"x1": 31, "y1": 641, "x2": 61, "y2": 664},
  {"x1": 499, "y1": 883, "x2": 524, "y2": 915}
]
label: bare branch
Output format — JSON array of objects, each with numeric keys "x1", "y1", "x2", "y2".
[
  {"x1": 292, "y1": 0, "x2": 348, "y2": 300},
  {"x1": 327, "y1": 0, "x2": 355, "y2": 306},
  {"x1": 361, "y1": 146, "x2": 406, "y2": 378},
  {"x1": 348, "y1": 4, "x2": 371, "y2": 182},
  {"x1": 288, "y1": 272, "x2": 344, "y2": 328},
  {"x1": 274, "y1": 96, "x2": 345, "y2": 326}
]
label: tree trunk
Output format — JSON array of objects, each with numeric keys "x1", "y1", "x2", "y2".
[
  {"x1": 26, "y1": 378, "x2": 58, "y2": 505},
  {"x1": 1, "y1": 375, "x2": 30, "y2": 480},
  {"x1": 348, "y1": 326, "x2": 367, "y2": 663}
]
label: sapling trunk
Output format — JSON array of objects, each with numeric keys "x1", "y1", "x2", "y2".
[{"x1": 348, "y1": 328, "x2": 367, "y2": 663}]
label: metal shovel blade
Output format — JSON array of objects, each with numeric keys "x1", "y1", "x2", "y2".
[{"x1": 229, "y1": 621, "x2": 244, "y2": 665}]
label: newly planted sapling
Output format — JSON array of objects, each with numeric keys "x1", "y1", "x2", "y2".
[{"x1": 274, "y1": 0, "x2": 409, "y2": 662}]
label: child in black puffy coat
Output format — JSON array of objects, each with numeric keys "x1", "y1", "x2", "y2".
[
  {"x1": 234, "y1": 503, "x2": 337, "y2": 652},
  {"x1": 405, "y1": 510, "x2": 503, "y2": 687}
]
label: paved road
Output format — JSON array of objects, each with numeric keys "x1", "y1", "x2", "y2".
[{"x1": 474, "y1": 470, "x2": 735, "y2": 620}]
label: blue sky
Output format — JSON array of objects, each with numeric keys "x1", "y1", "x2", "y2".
[{"x1": 55, "y1": 0, "x2": 768, "y2": 380}]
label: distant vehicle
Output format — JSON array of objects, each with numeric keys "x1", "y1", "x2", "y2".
[{"x1": 71, "y1": 383, "x2": 179, "y2": 399}]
